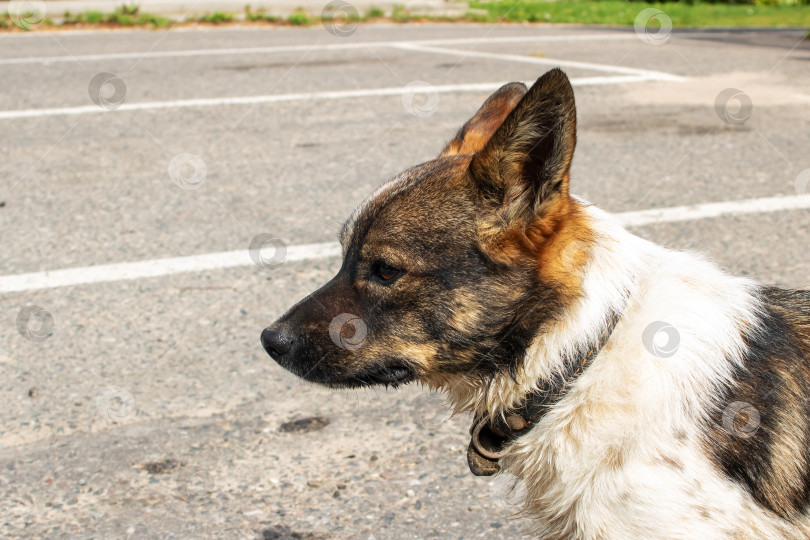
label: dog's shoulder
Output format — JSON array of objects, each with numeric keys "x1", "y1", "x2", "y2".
[{"x1": 703, "y1": 285, "x2": 810, "y2": 520}]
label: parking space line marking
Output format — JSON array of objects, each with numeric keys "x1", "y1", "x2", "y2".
[
  {"x1": 0, "y1": 75, "x2": 670, "y2": 120},
  {"x1": 0, "y1": 242, "x2": 342, "y2": 294},
  {"x1": 2, "y1": 193, "x2": 809, "y2": 294},
  {"x1": 393, "y1": 43, "x2": 686, "y2": 82},
  {"x1": 0, "y1": 34, "x2": 643, "y2": 65},
  {"x1": 616, "y1": 193, "x2": 810, "y2": 227}
]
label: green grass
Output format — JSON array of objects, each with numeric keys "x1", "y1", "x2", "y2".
[
  {"x1": 366, "y1": 6, "x2": 386, "y2": 18},
  {"x1": 244, "y1": 5, "x2": 280, "y2": 22},
  {"x1": 61, "y1": 5, "x2": 170, "y2": 27},
  {"x1": 391, "y1": 4, "x2": 412, "y2": 22},
  {"x1": 469, "y1": 0, "x2": 810, "y2": 27},
  {"x1": 4, "y1": 0, "x2": 809, "y2": 31},
  {"x1": 287, "y1": 11, "x2": 312, "y2": 25},
  {"x1": 0, "y1": 11, "x2": 53, "y2": 29},
  {"x1": 194, "y1": 11, "x2": 235, "y2": 23}
]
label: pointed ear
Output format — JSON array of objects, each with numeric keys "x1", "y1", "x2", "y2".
[
  {"x1": 469, "y1": 69, "x2": 576, "y2": 222},
  {"x1": 440, "y1": 82, "x2": 527, "y2": 157}
]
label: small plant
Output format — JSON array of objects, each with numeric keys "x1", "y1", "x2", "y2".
[
  {"x1": 109, "y1": 13, "x2": 135, "y2": 25},
  {"x1": 140, "y1": 13, "x2": 170, "y2": 26},
  {"x1": 86, "y1": 10, "x2": 105, "y2": 23},
  {"x1": 199, "y1": 11, "x2": 235, "y2": 23},
  {"x1": 61, "y1": 6, "x2": 168, "y2": 27},
  {"x1": 63, "y1": 9, "x2": 104, "y2": 24},
  {"x1": 107, "y1": 5, "x2": 141, "y2": 25},
  {"x1": 288, "y1": 10, "x2": 311, "y2": 25},
  {"x1": 365, "y1": 6, "x2": 385, "y2": 18},
  {"x1": 245, "y1": 6, "x2": 280, "y2": 22},
  {"x1": 391, "y1": 4, "x2": 411, "y2": 22},
  {"x1": 118, "y1": 4, "x2": 140, "y2": 16}
]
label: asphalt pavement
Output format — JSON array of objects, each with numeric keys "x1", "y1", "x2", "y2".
[{"x1": 1, "y1": 23, "x2": 810, "y2": 539}]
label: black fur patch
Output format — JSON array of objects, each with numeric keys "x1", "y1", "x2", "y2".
[{"x1": 706, "y1": 287, "x2": 810, "y2": 518}]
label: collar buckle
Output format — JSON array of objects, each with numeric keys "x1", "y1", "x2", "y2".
[{"x1": 471, "y1": 416, "x2": 512, "y2": 460}]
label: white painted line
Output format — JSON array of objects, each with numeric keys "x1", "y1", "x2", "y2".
[
  {"x1": 0, "y1": 75, "x2": 664, "y2": 120},
  {"x1": 616, "y1": 193, "x2": 810, "y2": 227},
  {"x1": 570, "y1": 75, "x2": 656, "y2": 86},
  {"x1": 0, "y1": 242, "x2": 341, "y2": 294},
  {"x1": 2, "y1": 194, "x2": 809, "y2": 294},
  {"x1": 0, "y1": 34, "x2": 642, "y2": 65},
  {"x1": 393, "y1": 43, "x2": 686, "y2": 82}
]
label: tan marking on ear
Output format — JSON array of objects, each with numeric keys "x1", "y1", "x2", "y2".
[
  {"x1": 446, "y1": 129, "x2": 491, "y2": 156},
  {"x1": 442, "y1": 82, "x2": 527, "y2": 157}
]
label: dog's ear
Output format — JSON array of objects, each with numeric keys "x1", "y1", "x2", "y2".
[
  {"x1": 469, "y1": 69, "x2": 576, "y2": 225},
  {"x1": 440, "y1": 82, "x2": 527, "y2": 157}
]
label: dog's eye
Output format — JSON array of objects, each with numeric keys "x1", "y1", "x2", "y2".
[{"x1": 375, "y1": 262, "x2": 402, "y2": 283}]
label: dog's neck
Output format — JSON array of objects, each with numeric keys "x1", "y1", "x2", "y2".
[
  {"x1": 466, "y1": 308, "x2": 624, "y2": 475},
  {"x1": 439, "y1": 204, "x2": 644, "y2": 418}
]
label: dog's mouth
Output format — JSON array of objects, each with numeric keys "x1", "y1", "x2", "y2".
[{"x1": 333, "y1": 360, "x2": 417, "y2": 388}]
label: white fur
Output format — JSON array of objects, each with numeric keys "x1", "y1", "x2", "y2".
[{"x1": 446, "y1": 202, "x2": 810, "y2": 539}]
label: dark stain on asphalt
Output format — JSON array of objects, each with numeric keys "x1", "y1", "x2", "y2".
[
  {"x1": 261, "y1": 525, "x2": 325, "y2": 539},
  {"x1": 279, "y1": 416, "x2": 330, "y2": 433},
  {"x1": 140, "y1": 458, "x2": 184, "y2": 474}
]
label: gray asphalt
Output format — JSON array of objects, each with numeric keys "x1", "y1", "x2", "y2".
[{"x1": 1, "y1": 23, "x2": 810, "y2": 539}]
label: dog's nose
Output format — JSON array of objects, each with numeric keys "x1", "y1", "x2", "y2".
[{"x1": 261, "y1": 327, "x2": 293, "y2": 360}]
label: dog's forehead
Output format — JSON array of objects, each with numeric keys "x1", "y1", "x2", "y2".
[{"x1": 339, "y1": 156, "x2": 471, "y2": 250}]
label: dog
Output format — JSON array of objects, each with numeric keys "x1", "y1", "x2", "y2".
[{"x1": 261, "y1": 69, "x2": 810, "y2": 538}]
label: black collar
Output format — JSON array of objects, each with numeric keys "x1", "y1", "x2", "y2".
[{"x1": 467, "y1": 311, "x2": 622, "y2": 476}]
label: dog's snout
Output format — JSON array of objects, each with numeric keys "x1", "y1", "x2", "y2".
[{"x1": 261, "y1": 327, "x2": 293, "y2": 360}]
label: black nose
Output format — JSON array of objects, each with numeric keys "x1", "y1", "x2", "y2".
[{"x1": 261, "y1": 327, "x2": 293, "y2": 360}]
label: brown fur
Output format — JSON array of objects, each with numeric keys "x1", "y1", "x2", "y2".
[
  {"x1": 264, "y1": 69, "x2": 586, "y2": 388},
  {"x1": 261, "y1": 69, "x2": 810, "y2": 536},
  {"x1": 441, "y1": 82, "x2": 527, "y2": 157}
]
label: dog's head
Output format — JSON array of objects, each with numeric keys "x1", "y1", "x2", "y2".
[{"x1": 261, "y1": 69, "x2": 592, "y2": 390}]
